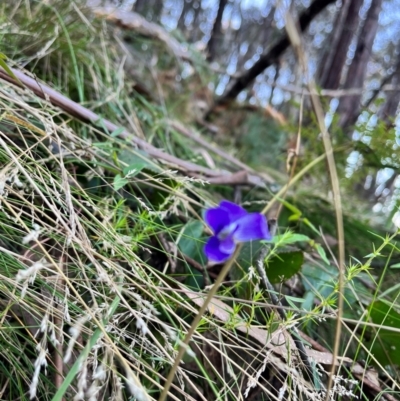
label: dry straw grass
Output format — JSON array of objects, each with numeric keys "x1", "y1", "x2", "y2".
[{"x1": 0, "y1": 1, "x2": 399, "y2": 401}]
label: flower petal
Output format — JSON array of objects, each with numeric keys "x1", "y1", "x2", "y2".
[
  {"x1": 219, "y1": 235, "x2": 236, "y2": 254},
  {"x1": 219, "y1": 200, "x2": 247, "y2": 221},
  {"x1": 204, "y1": 236, "x2": 232, "y2": 263},
  {"x1": 204, "y1": 208, "x2": 230, "y2": 234},
  {"x1": 233, "y1": 213, "x2": 271, "y2": 242}
]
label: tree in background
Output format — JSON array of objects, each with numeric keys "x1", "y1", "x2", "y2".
[{"x1": 127, "y1": 0, "x2": 399, "y2": 215}]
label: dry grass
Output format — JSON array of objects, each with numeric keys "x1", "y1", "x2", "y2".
[{"x1": 0, "y1": 1, "x2": 399, "y2": 401}]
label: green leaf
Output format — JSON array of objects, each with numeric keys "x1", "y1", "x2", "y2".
[
  {"x1": 266, "y1": 250, "x2": 304, "y2": 284},
  {"x1": 110, "y1": 127, "x2": 125, "y2": 137},
  {"x1": 178, "y1": 221, "x2": 204, "y2": 258},
  {"x1": 365, "y1": 300, "x2": 400, "y2": 366},
  {"x1": 281, "y1": 199, "x2": 302, "y2": 216},
  {"x1": 301, "y1": 263, "x2": 337, "y2": 310},
  {"x1": 123, "y1": 162, "x2": 148, "y2": 177},
  {"x1": 272, "y1": 233, "x2": 310, "y2": 245},
  {"x1": 0, "y1": 53, "x2": 21, "y2": 84},
  {"x1": 315, "y1": 244, "x2": 330, "y2": 265},
  {"x1": 118, "y1": 149, "x2": 160, "y2": 173},
  {"x1": 390, "y1": 263, "x2": 400, "y2": 268},
  {"x1": 113, "y1": 174, "x2": 129, "y2": 190},
  {"x1": 177, "y1": 221, "x2": 206, "y2": 290},
  {"x1": 184, "y1": 264, "x2": 205, "y2": 291},
  {"x1": 302, "y1": 218, "x2": 321, "y2": 235}
]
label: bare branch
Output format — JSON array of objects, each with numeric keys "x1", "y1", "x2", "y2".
[
  {"x1": 0, "y1": 67, "x2": 271, "y2": 188},
  {"x1": 92, "y1": 5, "x2": 191, "y2": 61}
]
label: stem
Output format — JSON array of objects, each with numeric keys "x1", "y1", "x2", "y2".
[
  {"x1": 255, "y1": 220, "x2": 321, "y2": 388},
  {"x1": 158, "y1": 245, "x2": 242, "y2": 401}
]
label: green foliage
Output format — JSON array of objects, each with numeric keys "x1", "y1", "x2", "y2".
[
  {"x1": 177, "y1": 221, "x2": 206, "y2": 289},
  {"x1": 0, "y1": 53, "x2": 20, "y2": 83},
  {"x1": 365, "y1": 300, "x2": 400, "y2": 366},
  {"x1": 1, "y1": 0, "x2": 400, "y2": 399},
  {"x1": 266, "y1": 250, "x2": 304, "y2": 284},
  {"x1": 238, "y1": 114, "x2": 287, "y2": 170}
]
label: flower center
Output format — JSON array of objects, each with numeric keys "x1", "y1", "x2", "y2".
[{"x1": 217, "y1": 222, "x2": 238, "y2": 240}]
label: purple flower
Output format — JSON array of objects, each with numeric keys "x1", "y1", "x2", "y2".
[{"x1": 203, "y1": 200, "x2": 271, "y2": 263}]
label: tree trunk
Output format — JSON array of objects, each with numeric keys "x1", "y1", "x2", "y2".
[
  {"x1": 318, "y1": 0, "x2": 364, "y2": 89},
  {"x1": 178, "y1": 0, "x2": 193, "y2": 33},
  {"x1": 189, "y1": 1, "x2": 203, "y2": 42},
  {"x1": 317, "y1": 0, "x2": 349, "y2": 85},
  {"x1": 215, "y1": 0, "x2": 336, "y2": 106},
  {"x1": 337, "y1": 0, "x2": 383, "y2": 129},
  {"x1": 379, "y1": 48, "x2": 400, "y2": 123},
  {"x1": 206, "y1": 0, "x2": 228, "y2": 61},
  {"x1": 380, "y1": 77, "x2": 400, "y2": 123},
  {"x1": 134, "y1": 0, "x2": 147, "y2": 14},
  {"x1": 134, "y1": 0, "x2": 164, "y2": 21}
]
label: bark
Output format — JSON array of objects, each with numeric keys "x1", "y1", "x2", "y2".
[
  {"x1": 189, "y1": 1, "x2": 203, "y2": 42},
  {"x1": 216, "y1": 0, "x2": 337, "y2": 106},
  {"x1": 134, "y1": 0, "x2": 164, "y2": 21},
  {"x1": 317, "y1": 0, "x2": 350, "y2": 85},
  {"x1": 178, "y1": 0, "x2": 193, "y2": 33},
  {"x1": 337, "y1": 0, "x2": 383, "y2": 128},
  {"x1": 268, "y1": 64, "x2": 280, "y2": 104},
  {"x1": 206, "y1": 0, "x2": 228, "y2": 61},
  {"x1": 379, "y1": 48, "x2": 400, "y2": 123},
  {"x1": 261, "y1": 6, "x2": 276, "y2": 45},
  {"x1": 133, "y1": 0, "x2": 147, "y2": 13},
  {"x1": 380, "y1": 76, "x2": 400, "y2": 123},
  {"x1": 318, "y1": 0, "x2": 364, "y2": 89}
]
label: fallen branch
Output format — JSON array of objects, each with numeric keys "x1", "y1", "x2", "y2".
[
  {"x1": 167, "y1": 119, "x2": 274, "y2": 184},
  {"x1": 205, "y1": 170, "x2": 265, "y2": 187},
  {"x1": 91, "y1": 5, "x2": 191, "y2": 61},
  {"x1": 0, "y1": 67, "x2": 256, "y2": 185}
]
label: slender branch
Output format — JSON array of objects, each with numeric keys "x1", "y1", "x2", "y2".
[{"x1": 216, "y1": 0, "x2": 336, "y2": 105}]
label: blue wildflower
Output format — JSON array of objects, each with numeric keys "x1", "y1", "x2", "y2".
[{"x1": 204, "y1": 200, "x2": 271, "y2": 263}]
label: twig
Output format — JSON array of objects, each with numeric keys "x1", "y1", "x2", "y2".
[{"x1": 255, "y1": 220, "x2": 320, "y2": 387}]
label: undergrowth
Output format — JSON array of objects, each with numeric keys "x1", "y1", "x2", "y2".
[{"x1": 0, "y1": 1, "x2": 399, "y2": 401}]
